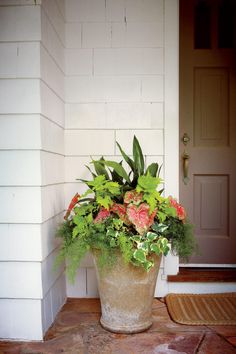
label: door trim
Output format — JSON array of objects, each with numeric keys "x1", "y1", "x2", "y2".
[
  {"x1": 180, "y1": 263, "x2": 236, "y2": 268},
  {"x1": 164, "y1": 0, "x2": 179, "y2": 199}
]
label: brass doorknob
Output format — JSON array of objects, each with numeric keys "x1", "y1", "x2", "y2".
[{"x1": 182, "y1": 152, "x2": 190, "y2": 185}]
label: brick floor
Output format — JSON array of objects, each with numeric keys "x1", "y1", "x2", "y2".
[{"x1": 0, "y1": 298, "x2": 236, "y2": 354}]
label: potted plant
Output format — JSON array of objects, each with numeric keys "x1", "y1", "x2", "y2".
[{"x1": 56, "y1": 136, "x2": 196, "y2": 333}]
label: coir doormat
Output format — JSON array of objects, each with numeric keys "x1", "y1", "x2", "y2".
[{"x1": 165, "y1": 293, "x2": 236, "y2": 325}]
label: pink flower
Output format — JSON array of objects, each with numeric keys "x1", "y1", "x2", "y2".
[
  {"x1": 110, "y1": 203, "x2": 131, "y2": 225},
  {"x1": 124, "y1": 190, "x2": 143, "y2": 205},
  {"x1": 127, "y1": 203, "x2": 157, "y2": 235},
  {"x1": 169, "y1": 196, "x2": 186, "y2": 221},
  {"x1": 94, "y1": 208, "x2": 111, "y2": 223}
]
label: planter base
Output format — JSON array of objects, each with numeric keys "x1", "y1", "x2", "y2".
[
  {"x1": 93, "y1": 251, "x2": 161, "y2": 334},
  {"x1": 100, "y1": 317, "x2": 152, "y2": 334}
]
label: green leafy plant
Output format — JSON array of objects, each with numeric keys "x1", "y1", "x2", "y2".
[{"x1": 56, "y1": 136, "x2": 197, "y2": 281}]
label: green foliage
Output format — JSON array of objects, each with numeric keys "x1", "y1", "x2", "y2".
[
  {"x1": 146, "y1": 163, "x2": 159, "y2": 177},
  {"x1": 90, "y1": 136, "x2": 161, "y2": 190},
  {"x1": 131, "y1": 232, "x2": 170, "y2": 271},
  {"x1": 162, "y1": 217, "x2": 197, "y2": 261},
  {"x1": 55, "y1": 219, "x2": 90, "y2": 282},
  {"x1": 118, "y1": 233, "x2": 133, "y2": 264},
  {"x1": 92, "y1": 157, "x2": 110, "y2": 180},
  {"x1": 136, "y1": 174, "x2": 162, "y2": 212},
  {"x1": 87, "y1": 175, "x2": 120, "y2": 209},
  {"x1": 133, "y1": 135, "x2": 144, "y2": 176},
  {"x1": 55, "y1": 135, "x2": 197, "y2": 282}
]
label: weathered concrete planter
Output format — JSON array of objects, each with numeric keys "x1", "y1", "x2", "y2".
[{"x1": 93, "y1": 251, "x2": 161, "y2": 333}]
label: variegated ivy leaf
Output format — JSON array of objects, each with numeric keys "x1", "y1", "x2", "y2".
[
  {"x1": 150, "y1": 243, "x2": 161, "y2": 255},
  {"x1": 143, "y1": 260, "x2": 154, "y2": 272},
  {"x1": 131, "y1": 235, "x2": 142, "y2": 244},
  {"x1": 152, "y1": 223, "x2": 168, "y2": 233},
  {"x1": 133, "y1": 249, "x2": 147, "y2": 263},
  {"x1": 138, "y1": 241, "x2": 149, "y2": 251},
  {"x1": 146, "y1": 232, "x2": 157, "y2": 241}
]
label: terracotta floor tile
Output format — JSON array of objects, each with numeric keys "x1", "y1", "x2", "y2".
[
  {"x1": 1, "y1": 299, "x2": 236, "y2": 354},
  {"x1": 198, "y1": 333, "x2": 236, "y2": 354},
  {"x1": 207, "y1": 325, "x2": 236, "y2": 337},
  {"x1": 63, "y1": 298, "x2": 101, "y2": 313},
  {"x1": 152, "y1": 298, "x2": 166, "y2": 310},
  {"x1": 150, "y1": 305, "x2": 209, "y2": 333},
  {"x1": 226, "y1": 336, "x2": 236, "y2": 346},
  {"x1": 89, "y1": 332, "x2": 203, "y2": 354}
]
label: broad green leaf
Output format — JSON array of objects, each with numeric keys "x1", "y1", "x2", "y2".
[
  {"x1": 102, "y1": 161, "x2": 131, "y2": 184},
  {"x1": 96, "y1": 195, "x2": 112, "y2": 209},
  {"x1": 133, "y1": 249, "x2": 146, "y2": 263},
  {"x1": 157, "y1": 211, "x2": 167, "y2": 223},
  {"x1": 104, "y1": 181, "x2": 120, "y2": 195},
  {"x1": 165, "y1": 206, "x2": 177, "y2": 217},
  {"x1": 146, "y1": 163, "x2": 159, "y2": 177},
  {"x1": 87, "y1": 175, "x2": 106, "y2": 188},
  {"x1": 137, "y1": 174, "x2": 160, "y2": 193},
  {"x1": 142, "y1": 194, "x2": 157, "y2": 213},
  {"x1": 116, "y1": 141, "x2": 135, "y2": 171},
  {"x1": 133, "y1": 135, "x2": 144, "y2": 175}
]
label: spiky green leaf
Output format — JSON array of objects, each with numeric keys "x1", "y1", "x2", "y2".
[
  {"x1": 133, "y1": 135, "x2": 144, "y2": 175},
  {"x1": 146, "y1": 162, "x2": 159, "y2": 177},
  {"x1": 92, "y1": 160, "x2": 109, "y2": 180},
  {"x1": 85, "y1": 165, "x2": 97, "y2": 178},
  {"x1": 116, "y1": 141, "x2": 135, "y2": 171}
]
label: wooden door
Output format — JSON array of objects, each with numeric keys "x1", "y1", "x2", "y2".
[{"x1": 179, "y1": 0, "x2": 236, "y2": 264}]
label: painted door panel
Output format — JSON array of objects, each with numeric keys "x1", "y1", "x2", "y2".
[{"x1": 179, "y1": 0, "x2": 236, "y2": 263}]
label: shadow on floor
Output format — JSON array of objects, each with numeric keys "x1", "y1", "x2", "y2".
[{"x1": 0, "y1": 298, "x2": 236, "y2": 353}]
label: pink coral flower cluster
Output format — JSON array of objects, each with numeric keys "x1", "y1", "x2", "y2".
[
  {"x1": 127, "y1": 203, "x2": 157, "y2": 235},
  {"x1": 94, "y1": 208, "x2": 111, "y2": 223},
  {"x1": 110, "y1": 203, "x2": 131, "y2": 225},
  {"x1": 124, "y1": 190, "x2": 143, "y2": 205},
  {"x1": 169, "y1": 196, "x2": 186, "y2": 221},
  {"x1": 94, "y1": 190, "x2": 157, "y2": 235}
]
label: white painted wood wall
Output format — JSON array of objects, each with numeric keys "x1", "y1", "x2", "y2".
[
  {"x1": 0, "y1": 0, "x2": 66, "y2": 341},
  {"x1": 64, "y1": 0, "x2": 179, "y2": 298},
  {"x1": 0, "y1": 0, "x2": 179, "y2": 340}
]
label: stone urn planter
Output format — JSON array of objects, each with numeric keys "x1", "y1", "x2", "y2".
[
  {"x1": 93, "y1": 251, "x2": 161, "y2": 333},
  {"x1": 56, "y1": 136, "x2": 196, "y2": 335}
]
